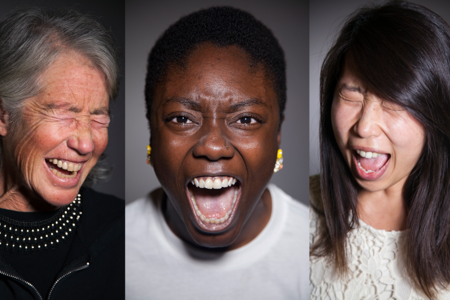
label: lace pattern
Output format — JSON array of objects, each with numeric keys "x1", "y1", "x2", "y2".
[{"x1": 310, "y1": 209, "x2": 450, "y2": 300}]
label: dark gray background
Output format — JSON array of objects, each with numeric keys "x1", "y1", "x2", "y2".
[
  {"x1": 0, "y1": 0, "x2": 125, "y2": 199},
  {"x1": 126, "y1": 0, "x2": 309, "y2": 205},
  {"x1": 310, "y1": 0, "x2": 450, "y2": 176}
]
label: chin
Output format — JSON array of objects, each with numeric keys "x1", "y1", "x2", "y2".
[
  {"x1": 33, "y1": 186, "x2": 82, "y2": 209},
  {"x1": 187, "y1": 224, "x2": 241, "y2": 249}
]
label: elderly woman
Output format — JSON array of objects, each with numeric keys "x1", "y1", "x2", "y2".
[
  {"x1": 310, "y1": 1, "x2": 450, "y2": 299},
  {"x1": 0, "y1": 8, "x2": 124, "y2": 300},
  {"x1": 126, "y1": 6, "x2": 309, "y2": 300}
]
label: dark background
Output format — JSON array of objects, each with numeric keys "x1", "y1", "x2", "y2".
[
  {"x1": 125, "y1": 0, "x2": 309, "y2": 206},
  {"x1": 0, "y1": 0, "x2": 125, "y2": 200}
]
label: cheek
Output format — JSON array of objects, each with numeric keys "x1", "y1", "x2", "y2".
[
  {"x1": 388, "y1": 116, "x2": 425, "y2": 165},
  {"x1": 92, "y1": 129, "x2": 109, "y2": 156},
  {"x1": 11, "y1": 120, "x2": 53, "y2": 184},
  {"x1": 331, "y1": 101, "x2": 351, "y2": 148}
]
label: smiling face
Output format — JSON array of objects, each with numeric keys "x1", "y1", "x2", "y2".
[
  {"x1": 331, "y1": 65, "x2": 425, "y2": 194},
  {"x1": 0, "y1": 52, "x2": 110, "y2": 211},
  {"x1": 151, "y1": 44, "x2": 280, "y2": 248}
]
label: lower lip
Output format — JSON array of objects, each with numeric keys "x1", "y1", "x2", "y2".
[
  {"x1": 353, "y1": 152, "x2": 390, "y2": 181},
  {"x1": 45, "y1": 160, "x2": 83, "y2": 188},
  {"x1": 186, "y1": 184, "x2": 241, "y2": 233}
]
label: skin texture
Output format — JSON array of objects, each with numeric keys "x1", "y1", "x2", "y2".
[
  {"x1": 0, "y1": 53, "x2": 110, "y2": 212},
  {"x1": 150, "y1": 44, "x2": 280, "y2": 249},
  {"x1": 331, "y1": 66, "x2": 425, "y2": 231}
]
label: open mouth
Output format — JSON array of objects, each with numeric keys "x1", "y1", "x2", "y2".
[
  {"x1": 354, "y1": 149, "x2": 390, "y2": 180},
  {"x1": 187, "y1": 176, "x2": 241, "y2": 231},
  {"x1": 46, "y1": 159, "x2": 83, "y2": 179}
]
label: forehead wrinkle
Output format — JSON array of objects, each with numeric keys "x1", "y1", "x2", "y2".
[
  {"x1": 43, "y1": 102, "x2": 109, "y2": 116},
  {"x1": 163, "y1": 96, "x2": 202, "y2": 111}
]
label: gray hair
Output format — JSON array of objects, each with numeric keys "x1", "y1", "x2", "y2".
[{"x1": 0, "y1": 7, "x2": 119, "y2": 187}]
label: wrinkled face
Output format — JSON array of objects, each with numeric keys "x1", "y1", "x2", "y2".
[
  {"x1": 151, "y1": 44, "x2": 280, "y2": 248},
  {"x1": 331, "y1": 66, "x2": 425, "y2": 193},
  {"x1": 1, "y1": 53, "x2": 110, "y2": 208}
]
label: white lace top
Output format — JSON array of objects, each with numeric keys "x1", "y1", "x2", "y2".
[{"x1": 310, "y1": 209, "x2": 450, "y2": 300}]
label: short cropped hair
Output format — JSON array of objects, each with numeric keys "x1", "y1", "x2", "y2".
[
  {"x1": 145, "y1": 6, "x2": 286, "y2": 125},
  {"x1": 0, "y1": 7, "x2": 119, "y2": 186}
]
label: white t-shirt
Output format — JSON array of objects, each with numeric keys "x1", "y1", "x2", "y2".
[{"x1": 126, "y1": 184, "x2": 309, "y2": 300}]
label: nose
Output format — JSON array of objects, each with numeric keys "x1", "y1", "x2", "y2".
[
  {"x1": 354, "y1": 100, "x2": 382, "y2": 138},
  {"x1": 67, "y1": 119, "x2": 94, "y2": 155},
  {"x1": 192, "y1": 120, "x2": 234, "y2": 161}
]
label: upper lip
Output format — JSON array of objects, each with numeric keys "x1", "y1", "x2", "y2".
[{"x1": 352, "y1": 146, "x2": 389, "y2": 154}]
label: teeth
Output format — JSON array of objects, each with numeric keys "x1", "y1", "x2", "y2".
[
  {"x1": 189, "y1": 186, "x2": 238, "y2": 224},
  {"x1": 356, "y1": 150, "x2": 383, "y2": 158},
  {"x1": 47, "y1": 159, "x2": 83, "y2": 175},
  {"x1": 191, "y1": 176, "x2": 238, "y2": 190},
  {"x1": 205, "y1": 178, "x2": 213, "y2": 189},
  {"x1": 51, "y1": 168, "x2": 78, "y2": 178},
  {"x1": 358, "y1": 161, "x2": 375, "y2": 173}
]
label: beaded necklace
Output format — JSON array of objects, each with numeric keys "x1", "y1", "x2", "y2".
[{"x1": 0, "y1": 194, "x2": 82, "y2": 254}]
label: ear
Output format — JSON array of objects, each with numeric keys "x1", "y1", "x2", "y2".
[
  {"x1": 277, "y1": 114, "x2": 284, "y2": 148},
  {"x1": 0, "y1": 98, "x2": 9, "y2": 137}
]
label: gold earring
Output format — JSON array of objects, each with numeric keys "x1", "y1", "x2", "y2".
[
  {"x1": 273, "y1": 149, "x2": 283, "y2": 173},
  {"x1": 146, "y1": 145, "x2": 152, "y2": 165}
]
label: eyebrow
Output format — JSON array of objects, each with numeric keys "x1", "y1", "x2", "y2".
[
  {"x1": 228, "y1": 98, "x2": 267, "y2": 111},
  {"x1": 162, "y1": 96, "x2": 268, "y2": 112},
  {"x1": 341, "y1": 83, "x2": 365, "y2": 93},
  {"x1": 44, "y1": 102, "x2": 110, "y2": 115},
  {"x1": 163, "y1": 97, "x2": 203, "y2": 111}
]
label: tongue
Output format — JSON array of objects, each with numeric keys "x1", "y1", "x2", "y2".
[
  {"x1": 359, "y1": 154, "x2": 389, "y2": 171},
  {"x1": 191, "y1": 186, "x2": 235, "y2": 219}
]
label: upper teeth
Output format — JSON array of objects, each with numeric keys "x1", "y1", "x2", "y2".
[
  {"x1": 356, "y1": 150, "x2": 383, "y2": 158},
  {"x1": 190, "y1": 177, "x2": 237, "y2": 189},
  {"x1": 47, "y1": 159, "x2": 82, "y2": 172}
]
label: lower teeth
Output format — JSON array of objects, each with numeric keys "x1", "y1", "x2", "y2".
[{"x1": 50, "y1": 167, "x2": 77, "y2": 178}]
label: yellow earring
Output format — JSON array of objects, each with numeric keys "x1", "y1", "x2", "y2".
[
  {"x1": 273, "y1": 149, "x2": 283, "y2": 173},
  {"x1": 146, "y1": 145, "x2": 152, "y2": 165}
]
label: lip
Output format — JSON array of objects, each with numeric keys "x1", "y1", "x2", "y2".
[
  {"x1": 185, "y1": 175, "x2": 242, "y2": 233},
  {"x1": 352, "y1": 150, "x2": 390, "y2": 180},
  {"x1": 352, "y1": 146, "x2": 389, "y2": 155},
  {"x1": 44, "y1": 158, "x2": 85, "y2": 187}
]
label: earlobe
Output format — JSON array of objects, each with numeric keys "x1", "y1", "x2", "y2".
[{"x1": 0, "y1": 98, "x2": 9, "y2": 137}]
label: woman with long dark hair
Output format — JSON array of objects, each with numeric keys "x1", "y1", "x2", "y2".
[{"x1": 310, "y1": 1, "x2": 450, "y2": 299}]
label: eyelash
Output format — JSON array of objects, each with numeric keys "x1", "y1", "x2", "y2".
[
  {"x1": 166, "y1": 115, "x2": 194, "y2": 124},
  {"x1": 339, "y1": 93, "x2": 404, "y2": 111},
  {"x1": 235, "y1": 115, "x2": 261, "y2": 125}
]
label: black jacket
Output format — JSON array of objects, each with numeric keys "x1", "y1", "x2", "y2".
[{"x1": 0, "y1": 188, "x2": 125, "y2": 300}]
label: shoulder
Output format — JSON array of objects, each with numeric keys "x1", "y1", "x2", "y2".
[
  {"x1": 126, "y1": 188, "x2": 164, "y2": 222},
  {"x1": 81, "y1": 187, "x2": 124, "y2": 212},
  {"x1": 79, "y1": 187, "x2": 124, "y2": 245},
  {"x1": 267, "y1": 183, "x2": 308, "y2": 220}
]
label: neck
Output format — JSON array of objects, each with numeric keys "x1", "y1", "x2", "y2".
[
  {"x1": 357, "y1": 180, "x2": 406, "y2": 231},
  {"x1": 0, "y1": 167, "x2": 55, "y2": 212}
]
